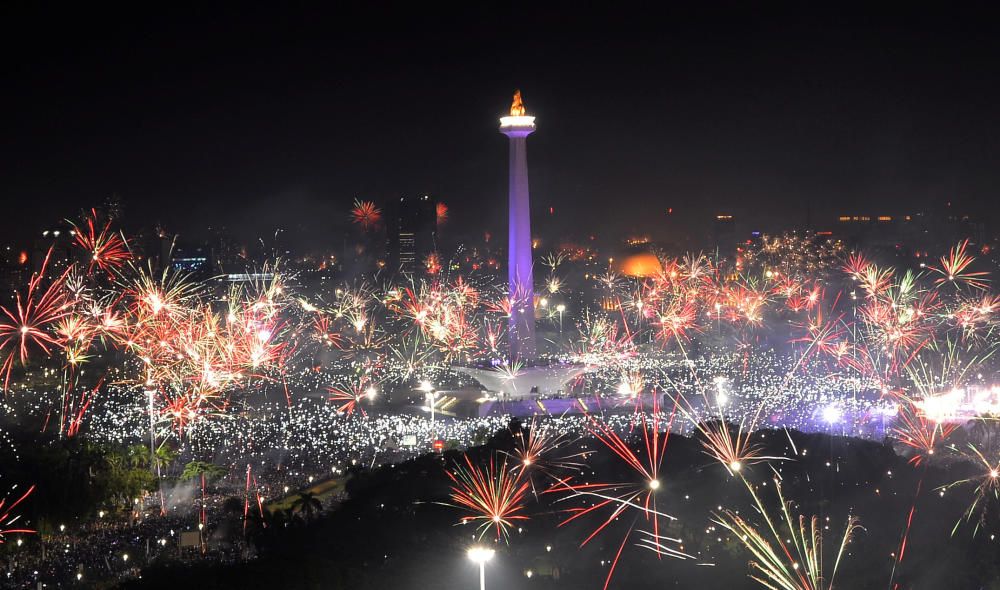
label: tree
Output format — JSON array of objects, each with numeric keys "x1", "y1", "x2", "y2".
[
  {"x1": 126, "y1": 444, "x2": 150, "y2": 469},
  {"x1": 153, "y1": 444, "x2": 180, "y2": 474},
  {"x1": 102, "y1": 445, "x2": 158, "y2": 510},
  {"x1": 180, "y1": 461, "x2": 228, "y2": 483},
  {"x1": 291, "y1": 492, "x2": 323, "y2": 521}
]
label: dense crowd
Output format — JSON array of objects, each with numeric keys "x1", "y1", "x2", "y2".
[{"x1": 0, "y1": 343, "x2": 910, "y2": 588}]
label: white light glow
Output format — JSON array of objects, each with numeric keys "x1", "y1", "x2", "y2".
[
  {"x1": 499, "y1": 115, "x2": 536, "y2": 128},
  {"x1": 468, "y1": 546, "x2": 496, "y2": 564}
]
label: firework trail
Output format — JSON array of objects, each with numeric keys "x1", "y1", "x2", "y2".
[
  {"x1": 549, "y1": 394, "x2": 689, "y2": 589},
  {"x1": 716, "y1": 479, "x2": 861, "y2": 590},
  {"x1": 938, "y1": 443, "x2": 1000, "y2": 537}
]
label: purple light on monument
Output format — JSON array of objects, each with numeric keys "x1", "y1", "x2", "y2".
[{"x1": 500, "y1": 90, "x2": 537, "y2": 360}]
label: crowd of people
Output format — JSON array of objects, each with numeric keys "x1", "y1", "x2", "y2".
[{"x1": 0, "y1": 343, "x2": 909, "y2": 587}]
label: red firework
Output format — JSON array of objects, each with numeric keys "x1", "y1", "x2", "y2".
[
  {"x1": 351, "y1": 199, "x2": 382, "y2": 231},
  {"x1": 326, "y1": 375, "x2": 377, "y2": 415},
  {"x1": 65, "y1": 378, "x2": 104, "y2": 438},
  {"x1": 72, "y1": 208, "x2": 131, "y2": 274},
  {"x1": 507, "y1": 418, "x2": 590, "y2": 495},
  {"x1": 654, "y1": 300, "x2": 700, "y2": 343},
  {"x1": 954, "y1": 293, "x2": 1000, "y2": 336},
  {"x1": 841, "y1": 251, "x2": 871, "y2": 279},
  {"x1": 793, "y1": 310, "x2": 853, "y2": 367},
  {"x1": 159, "y1": 390, "x2": 227, "y2": 436},
  {"x1": 424, "y1": 252, "x2": 442, "y2": 275},
  {"x1": 0, "y1": 484, "x2": 36, "y2": 541},
  {"x1": 892, "y1": 403, "x2": 959, "y2": 466},
  {"x1": 0, "y1": 250, "x2": 71, "y2": 389},
  {"x1": 550, "y1": 395, "x2": 690, "y2": 590},
  {"x1": 312, "y1": 315, "x2": 343, "y2": 348}
]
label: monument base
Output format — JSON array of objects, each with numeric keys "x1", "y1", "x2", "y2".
[{"x1": 453, "y1": 362, "x2": 588, "y2": 400}]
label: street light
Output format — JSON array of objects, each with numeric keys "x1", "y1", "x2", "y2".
[
  {"x1": 556, "y1": 303, "x2": 566, "y2": 334},
  {"x1": 467, "y1": 546, "x2": 495, "y2": 590},
  {"x1": 418, "y1": 380, "x2": 437, "y2": 438}
]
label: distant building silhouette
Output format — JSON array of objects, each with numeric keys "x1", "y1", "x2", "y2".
[
  {"x1": 170, "y1": 240, "x2": 215, "y2": 278},
  {"x1": 386, "y1": 195, "x2": 437, "y2": 274},
  {"x1": 712, "y1": 214, "x2": 736, "y2": 252}
]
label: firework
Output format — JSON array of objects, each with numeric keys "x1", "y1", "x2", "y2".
[
  {"x1": 447, "y1": 453, "x2": 530, "y2": 542},
  {"x1": 71, "y1": 208, "x2": 131, "y2": 275},
  {"x1": 0, "y1": 249, "x2": 71, "y2": 388},
  {"x1": 939, "y1": 443, "x2": 1000, "y2": 536},
  {"x1": 507, "y1": 417, "x2": 589, "y2": 495},
  {"x1": 696, "y1": 419, "x2": 785, "y2": 476},
  {"x1": 327, "y1": 374, "x2": 378, "y2": 416},
  {"x1": 891, "y1": 403, "x2": 958, "y2": 466},
  {"x1": 550, "y1": 395, "x2": 687, "y2": 589},
  {"x1": 932, "y1": 239, "x2": 989, "y2": 291},
  {"x1": 0, "y1": 484, "x2": 36, "y2": 542},
  {"x1": 351, "y1": 199, "x2": 382, "y2": 230},
  {"x1": 716, "y1": 480, "x2": 861, "y2": 590}
]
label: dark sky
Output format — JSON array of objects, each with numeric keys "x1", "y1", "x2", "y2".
[{"x1": 3, "y1": 3, "x2": 1000, "y2": 249}]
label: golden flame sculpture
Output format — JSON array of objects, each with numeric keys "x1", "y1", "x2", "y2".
[{"x1": 510, "y1": 90, "x2": 526, "y2": 116}]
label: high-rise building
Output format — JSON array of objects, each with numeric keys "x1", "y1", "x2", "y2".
[
  {"x1": 387, "y1": 195, "x2": 437, "y2": 274},
  {"x1": 712, "y1": 214, "x2": 737, "y2": 252},
  {"x1": 500, "y1": 90, "x2": 537, "y2": 360},
  {"x1": 170, "y1": 240, "x2": 216, "y2": 278}
]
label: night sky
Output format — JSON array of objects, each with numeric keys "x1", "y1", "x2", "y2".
[{"x1": 3, "y1": 4, "x2": 1000, "y2": 249}]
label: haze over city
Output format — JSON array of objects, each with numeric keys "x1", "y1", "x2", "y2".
[{"x1": 4, "y1": 5, "x2": 1000, "y2": 248}]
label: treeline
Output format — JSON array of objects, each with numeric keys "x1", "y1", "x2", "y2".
[{"x1": 123, "y1": 422, "x2": 1000, "y2": 589}]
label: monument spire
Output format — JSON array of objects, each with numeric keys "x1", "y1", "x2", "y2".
[{"x1": 500, "y1": 90, "x2": 537, "y2": 360}]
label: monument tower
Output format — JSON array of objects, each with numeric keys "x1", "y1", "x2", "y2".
[
  {"x1": 500, "y1": 90, "x2": 537, "y2": 360},
  {"x1": 452, "y1": 93, "x2": 585, "y2": 400}
]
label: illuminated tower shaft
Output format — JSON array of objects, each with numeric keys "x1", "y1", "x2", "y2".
[{"x1": 500, "y1": 93, "x2": 537, "y2": 360}]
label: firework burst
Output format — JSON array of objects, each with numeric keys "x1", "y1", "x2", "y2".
[
  {"x1": 71, "y1": 208, "x2": 131, "y2": 275},
  {"x1": 351, "y1": 199, "x2": 382, "y2": 230},
  {"x1": 447, "y1": 453, "x2": 530, "y2": 542},
  {"x1": 932, "y1": 240, "x2": 989, "y2": 291},
  {"x1": 0, "y1": 250, "x2": 71, "y2": 388}
]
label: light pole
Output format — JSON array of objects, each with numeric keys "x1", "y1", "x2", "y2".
[
  {"x1": 418, "y1": 380, "x2": 436, "y2": 439},
  {"x1": 467, "y1": 546, "x2": 495, "y2": 590},
  {"x1": 556, "y1": 303, "x2": 565, "y2": 335},
  {"x1": 146, "y1": 388, "x2": 157, "y2": 470}
]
